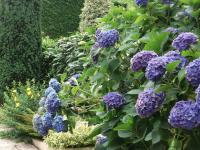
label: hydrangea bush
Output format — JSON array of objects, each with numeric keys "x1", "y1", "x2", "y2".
[{"x1": 77, "y1": 0, "x2": 200, "y2": 149}]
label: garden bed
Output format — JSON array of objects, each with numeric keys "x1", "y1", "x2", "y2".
[{"x1": 32, "y1": 139, "x2": 93, "y2": 150}]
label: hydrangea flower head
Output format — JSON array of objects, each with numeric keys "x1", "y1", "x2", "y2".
[
  {"x1": 164, "y1": 50, "x2": 187, "y2": 68},
  {"x1": 135, "y1": 0, "x2": 148, "y2": 6},
  {"x1": 44, "y1": 87, "x2": 56, "y2": 97},
  {"x1": 42, "y1": 112, "x2": 53, "y2": 129},
  {"x1": 103, "y1": 92, "x2": 125, "y2": 109},
  {"x1": 52, "y1": 115, "x2": 66, "y2": 133},
  {"x1": 186, "y1": 58, "x2": 200, "y2": 87},
  {"x1": 130, "y1": 51, "x2": 158, "y2": 72},
  {"x1": 32, "y1": 114, "x2": 48, "y2": 136},
  {"x1": 97, "y1": 29, "x2": 119, "y2": 48},
  {"x1": 168, "y1": 100, "x2": 200, "y2": 130},
  {"x1": 49, "y1": 78, "x2": 61, "y2": 93},
  {"x1": 135, "y1": 89, "x2": 165, "y2": 117},
  {"x1": 96, "y1": 134, "x2": 108, "y2": 144},
  {"x1": 145, "y1": 57, "x2": 167, "y2": 81},
  {"x1": 39, "y1": 97, "x2": 46, "y2": 107},
  {"x1": 165, "y1": 27, "x2": 179, "y2": 34},
  {"x1": 95, "y1": 29, "x2": 102, "y2": 38},
  {"x1": 172, "y1": 32, "x2": 198, "y2": 51},
  {"x1": 45, "y1": 97, "x2": 61, "y2": 114}
]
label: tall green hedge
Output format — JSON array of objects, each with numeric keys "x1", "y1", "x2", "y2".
[
  {"x1": 79, "y1": 0, "x2": 111, "y2": 32},
  {"x1": 41, "y1": 0, "x2": 84, "y2": 38},
  {"x1": 0, "y1": 0, "x2": 43, "y2": 99}
]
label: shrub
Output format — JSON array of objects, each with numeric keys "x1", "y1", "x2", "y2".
[
  {"x1": 0, "y1": 81, "x2": 45, "y2": 138},
  {"x1": 45, "y1": 33, "x2": 93, "y2": 76},
  {"x1": 76, "y1": 0, "x2": 200, "y2": 149},
  {"x1": 42, "y1": 0, "x2": 84, "y2": 38},
  {"x1": 44, "y1": 121, "x2": 95, "y2": 148},
  {"x1": 0, "y1": 0, "x2": 43, "y2": 100},
  {"x1": 79, "y1": 0, "x2": 111, "y2": 32}
]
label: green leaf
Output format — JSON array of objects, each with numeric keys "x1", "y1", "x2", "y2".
[
  {"x1": 92, "y1": 72, "x2": 104, "y2": 81},
  {"x1": 145, "y1": 132, "x2": 152, "y2": 141},
  {"x1": 109, "y1": 59, "x2": 120, "y2": 72},
  {"x1": 152, "y1": 129, "x2": 161, "y2": 144},
  {"x1": 178, "y1": 69, "x2": 186, "y2": 82},
  {"x1": 118, "y1": 130, "x2": 133, "y2": 138},
  {"x1": 127, "y1": 89, "x2": 142, "y2": 95},
  {"x1": 166, "y1": 60, "x2": 181, "y2": 73},
  {"x1": 155, "y1": 84, "x2": 172, "y2": 93}
]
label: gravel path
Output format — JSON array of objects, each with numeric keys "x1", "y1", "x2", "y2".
[{"x1": 0, "y1": 125, "x2": 38, "y2": 150}]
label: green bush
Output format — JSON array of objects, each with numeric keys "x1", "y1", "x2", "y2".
[
  {"x1": 79, "y1": 0, "x2": 111, "y2": 32},
  {"x1": 45, "y1": 121, "x2": 95, "y2": 148},
  {"x1": 0, "y1": 0, "x2": 43, "y2": 99},
  {"x1": 42, "y1": 0, "x2": 84, "y2": 38},
  {"x1": 45, "y1": 33, "x2": 93, "y2": 77},
  {"x1": 0, "y1": 81, "x2": 45, "y2": 138}
]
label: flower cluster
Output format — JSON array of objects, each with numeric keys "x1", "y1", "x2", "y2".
[
  {"x1": 103, "y1": 92, "x2": 125, "y2": 109},
  {"x1": 130, "y1": 51, "x2": 158, "y2": 72},
  {"x1": 186, "y1": 58, "x2": 200, "y2": 87},
  {"x1": 32, "y1": 78, "x2": 67, "y2": 136},
  {"x1": 96, "y1": 134, "x2": 108, "y2": 144},
  {"x1": 172, "y1": 32, "x2": 198, "y2": 51},
  {"x1": 96, "y1": 29, "x2": 119, "y2": 48},
  {"x1": 67, "y1": 74, "x2": 81, "y2": 86},
  {"x1": 135, "y1": 0, "x2": 148, "y2": 6},
  {"x1": 168, "y1": 100, "x2": 200, "y2": 130},
  {"x1": 135, "y1": 89, "x2": 165, "y2": 117},
  {"x1": 145, "y1": 57, "x2": 167, "y2": 81}
]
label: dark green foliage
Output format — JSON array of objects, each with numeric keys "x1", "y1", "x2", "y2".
[
  {"x1": 45, "y1": 33, "x2": 93, "y2": 77},
  {"x1": 0, "y1": 0, "x2": 43, "y2": 100},
  {"x1": 42, "y1": 0, "x2": 84, "y2": 38},
  {"x1": 0, "y1": 81, "x2": 45, "y2": 138}
]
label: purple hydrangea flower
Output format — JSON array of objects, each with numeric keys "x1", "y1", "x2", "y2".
[
  {"x1": 96, "y1": 134, "x2": 108, "y2": 144},
  {"x1": 186, "y1": 58, "x2": 200, "y2": 87},
  {"x1": 49, "y1": 78, "x2": 61, "y2": 93},
  {"x1": 44, "y1": 87, "x2": 56, "y2": 97},
  {"x1": 130, "y1": 51, "x2": 158, "y2": 72},
  {"x1": 165, "y1": 27, "x2": 179, "y2": 34},
  {"x1": 90, "y1": 43, "x2": 100, "y2": 64},
  {"x1": 135, "y1": 0, "x2": 148, "y2": 6},
  {"x1": 32, "y1": 114, "x2": 48, "y2": 136},
  {"x1": 42, "y1": 112, "x2": 53, "y2": 129},
  {"x1": 135, "y1": 89, "x2": 165, "y2": 117},
  {"x1": 68, "y1": 74, "x2": 81, "y2": 86},
  {"x1": 103, "y1": 92, "x2": 125, "y2": 109},
  {"x1": 52, "y1": 116, "x2": 66, "y2": 133},
  {"x1": 95, "y1": 29, "x2": 102, "y2": 38},
  {"x1": 145, "y1": 57, "x2": 167, "y2": 81},
  {"x1": 172, "y1": 32, "x2": 198, "y2": 51},
  {"x1": 97, "y1": 29, "x2": 119, "y2": 48},
  {"x1": 45, "y1": 96, "x2": 61, "y2": 114},
  {"x1": 39, "y1": 97, "x2": 46, "y2": 107},
  {"x1": 168, "y1": 100, "x2": 200, "y2": 130},
  {"x1": 164, "y1": 50, "x2": 187, "y2": 68},
  {"x1": 196, "y1": 85, "x2": 200, "y2": 103}
]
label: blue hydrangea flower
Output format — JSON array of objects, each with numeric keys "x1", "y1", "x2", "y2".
[
  {"x1": 42, "y1": 112, "x2": 53, "y2": 129},
  {"x1": 95, "y1": 29, "x2": 102, "y2": 38},
  {"x1": 135, "y1": 0, "x2": 148, "y2": 6},
  {"x1": 103, "y1": 92, "x2": 125, "y2": 109},
  {"x1": 196, "y1": 85, "x2": 200, "y2": 103},
  {"x1": 96, "y1": 134, "x2": 108, "y2": 144},
  {"x1": 52, "y1": 116, "x2": 65, "y2": 133},
  {"x1": 90, "y1": 42, "x2": 100, "y2": 64},
  {"x1": 68, "y1": 74, "x2": 81, "y2": 86},
  {"x1": 186, "y1": 58, "x2": 200, "y2": 87},
  {"x1": 45, "y1": 96, "x2": 61, "y2": 114},
  {"x1": 44, "y1": 87, "x2": 56, "y2": 97},
  {"x1": 130, "y1": 51, "x2": 158, "y2": 72},
  {"x1": 49, "y1": 78, "x2": 61, "y2": 93},
  {"x1": 172, "y1": 32, "x2": 198, "y2": 51},
  {"x1": 96, "y1": 29, "x2": 119, "y2": 48},
  {"x1": 39, "y1": 97, "x2": 46, "y2": 107},
  {"x1": 164, "y1": 50, "x2": 187, "y2": 68},
  {"x1": 135, "y1": 89, "x2": 165, "y2": 118},
  {"x1": 32, "y1": 114, "x2": 48, "y2": 136},
  {"x1": 165, "y1": 27, "x2": 179, "y2": 34},
  {"x1": 46, "y1": 90, "x2": 58, "y2": 100},
  {"x1": 168, "y1": 100, "x2": 200, "y2": 130},
  {"x1": 145, "y1": 57, "x2": 167, "y2": 81}
]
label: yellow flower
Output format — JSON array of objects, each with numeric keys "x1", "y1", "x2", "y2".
[
  {"x1": 26, "y1": 87, "x2": 32, "y2": 96},
  {"x1": 16, "y1": 102, "x2": 20, "y2": 107}
]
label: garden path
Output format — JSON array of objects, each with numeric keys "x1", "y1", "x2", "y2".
[{"x1": 0, "y1": 125, "x2": 38, "y2": 150}]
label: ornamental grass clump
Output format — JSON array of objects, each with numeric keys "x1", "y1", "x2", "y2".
[{"x1": 32, "y1": 78, "x2": 67, "y2": 136}]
